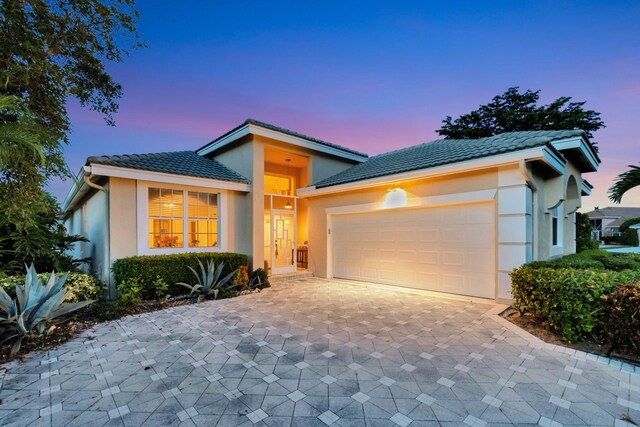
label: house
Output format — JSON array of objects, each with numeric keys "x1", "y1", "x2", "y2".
[
  {"x1": 584, "y1": 206, "x2": 640, "y2": 240},
  {"x1": 62, "y1": 119, "x2": 600, "y2": 302}
]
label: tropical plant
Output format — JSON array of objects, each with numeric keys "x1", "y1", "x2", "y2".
[
  {"x1": 111, "y1": 252, "x2": 248, "y2": 296},
  {"x1": 0, "y1": 95, "x2": 46, "y2": 168},
  {"x1": 0, "y1": 192, "x2": 89, "y2": 275},
  {"x1": 609, "y1": 164, "x2": 640, "y2": 203},
  {"x1": 232, "y1": 266, "x2": 250, "y2": 288},
  {"x1": 0, "y1": 265, "x2": 94, "y2": 355},
  {"x1": 176, "y1": 259, "x2": 235, "y2": 302},
  {"x1": 0, "y1": 271, "x2": 104, "y2": 303},
  {"x1": 250, "y1": 268, "x2": 270, "y2": 289}
]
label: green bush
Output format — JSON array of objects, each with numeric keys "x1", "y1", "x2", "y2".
[
  {"x1": 576, "y1": 212, "x2": 599, "y2": 252},
  {"x1": 624, "y1": 228, "x2": 639, "y2": 247},
  {"x1": 600, "y1": 284, "x2": 640, "y2": 354},
  {"x1": 117, "y1": 277, "x2": 143, "y2": 306},
  {"x1": 0, "y1": 271, "x2": 104, "y2": 302},
  {"x1": 111, "y1": 252, "x2": 248, "y2": 298},
  {"x1": 527, "y1": 257, "x2": 605, "y2": 271},
  {"x1": 510, "y1": 265, "x2": 640, "y2": 342},
  {"x1": 250, "y1": 268, "x2": 270, "y2": 289}
]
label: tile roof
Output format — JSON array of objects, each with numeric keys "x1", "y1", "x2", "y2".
[
  {"x1": 87, "y1": 151, "x2": 250, "y2": 183},
  {"x1": 585, "y1": 207, "x2": 640, "y2": 220},
  {"x1": 198, "y1": 118, "x2": 369, "y2": 159},
  {"x1": 314, "y1": 130, "x2": 585, "y2": 188}
]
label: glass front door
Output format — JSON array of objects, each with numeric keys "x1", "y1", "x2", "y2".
[{"x1": 271, "y1": 210, "x2": 296, "y2": 274}]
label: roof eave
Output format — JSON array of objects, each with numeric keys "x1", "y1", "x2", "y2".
[
  {"x1": 197, "y1": 122, "x2": 369, "y2": 163},
  {"x1": 87, "y1": 163, "x2": 252, "y2": 192},
  {"x1": 298, "y1": 145, "x2": 561, "y2": 197},
  {"x1": 550, "y1": 135, "x2": 600, "y2": 172}
]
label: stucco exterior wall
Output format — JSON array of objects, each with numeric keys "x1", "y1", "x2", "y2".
[
  {"x1": 309, "y1": 154, "x2": 358, "y2": 185},
  {"x1": 209, "y1": 137, "x2": 264, "y2": 270},
  {"x1": 109, "y1": 177, "x2": 137, "y2": 268},
  {"x1": 83, "y1": 186, "x2": 110, "y2": 284},
  {"x1": 528, "y1": 161, "x2": 584, "y2": 260},
  {"x1": 306, "y1": 168, "x2": 500, "y2": 280}
]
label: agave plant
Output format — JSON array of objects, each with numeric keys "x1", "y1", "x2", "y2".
[
  {"x1": 176, "y1": 259, "x2": 235, "y2": 302},
  {"x1": 0, "y1": 265, "x2": 94, "y2": 355}
]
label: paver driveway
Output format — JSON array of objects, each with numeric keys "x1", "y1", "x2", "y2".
[{"x1": 0, "y1": 278, "x2": 638, "y2": 427}]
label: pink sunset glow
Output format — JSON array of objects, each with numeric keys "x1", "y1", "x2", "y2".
[{"x1": 51, "y1": 1, "x2": 640, "y2": 213}]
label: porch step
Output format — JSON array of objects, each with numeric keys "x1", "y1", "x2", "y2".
[{"x1": 269, "y1": 271, "x2": 314, "y2": 285}]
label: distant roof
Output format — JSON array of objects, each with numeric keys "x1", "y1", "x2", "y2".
[
  {"x1": 315, "y1": 130, "x2": 584, "y2": 188},
  {"x1": 87, "y1": 151, "x2": 250, "y2": 183},
  {"x1": 198, "y1": 118, "x2": 369, "y2": 159},
  {"x1": 585, "y1": 206, "x2": 640, "y2": 220}
]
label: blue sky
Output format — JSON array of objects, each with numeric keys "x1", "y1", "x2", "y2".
[{"x1": 56, "y1": 1, "x2": 640, "y2": 210}]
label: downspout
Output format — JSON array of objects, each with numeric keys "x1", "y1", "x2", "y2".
[
  {"x1": 518, "y1": 160, "x2": 538, "y2": 261},
  {"x1": 83, "y1": 166, "x2": 113, "y2": 299}
]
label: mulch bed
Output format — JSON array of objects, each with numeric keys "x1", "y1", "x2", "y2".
[
  {"x1": 502, "y1": 308, "x2": 639, "y2": 367},
  {"x1": 0, "y1": 298, "x2": 194, "y2": 365}
]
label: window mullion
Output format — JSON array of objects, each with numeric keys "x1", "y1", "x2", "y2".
[{"x1": 183, "y1": 190, "x2": 188, "y2": 249}]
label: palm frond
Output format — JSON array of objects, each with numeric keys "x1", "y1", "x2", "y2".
[{"x1": 609, "y1": 164, "x2": 640, "y2": 203}]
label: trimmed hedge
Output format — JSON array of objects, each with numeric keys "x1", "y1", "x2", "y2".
[
  {"x1": 510, "y1": 264, "x2": 640, "y2": 342},
  {"x1": 528, "y1": 249, "x2": 640, "y2": 272},
  {"x1": 0, "y1": 272, "x2": 104, "y2": 302},
  {"x1": 111, "y1": 252, "x2": 249, "y2": 297},
  {"x1": 601, "y1": 284, "x2": 640, "y2": 354}
]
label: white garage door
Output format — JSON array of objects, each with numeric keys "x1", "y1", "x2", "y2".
[{"x1": 331, "y1": 202, "x2": 496, "y2": 298}]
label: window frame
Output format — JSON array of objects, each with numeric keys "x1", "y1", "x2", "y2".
[
  {"x1": 137, "y1": 181, "x2": 227, "y2": 256},
  {"x1": 550, "y1": 203, "x2": 563, "y2": 252}
]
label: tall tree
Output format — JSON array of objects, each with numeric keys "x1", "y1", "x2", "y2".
[
  {"x1": 0, "y1": 0, "x2": 143, "y2": 227},
  {"x1": 0, "y1": 94, "x2": 53, "y2": 230},
  {"x1": 437, "y1": 87, "x2": 604, "y2": 146},
  {"x1": 609, "y1": 164, "x2": 640, "y2": 203}
]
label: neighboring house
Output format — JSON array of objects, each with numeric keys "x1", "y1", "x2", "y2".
[
  {"x1": 62, "y1": 119, "x2": 599, "y2": 302},
  {"x1": 584, "y1": 206, "x2": 640, "y2": 240}
]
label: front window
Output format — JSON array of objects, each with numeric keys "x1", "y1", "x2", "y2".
[
  {"x1": 551, "y1": 205, "x2": 562, "y2": 246},
  {"x1": 148, "y1": 188, "x2": 184, "y2": 248},
  {"x1": 188, "y1": 191, "x2": 218, "y2": 247},
  {"x1": 148, "y1": 188, "x2": 219, "y2": 249}
]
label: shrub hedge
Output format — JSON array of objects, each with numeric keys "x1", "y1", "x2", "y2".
[
  {"x1": 600, "y1": 284, "x2": 640, "y2": 354},
  {"x1": 528, "y1": 249, "x2": 640, "y2": 272},
  {"x1": 0, "y1": 272, "x2": 104, "y2": 302},
  {"x1": 510, "y1": 264, "x2": 640, "y2": 343},
  {"x1": 111, "y1": 252, "x2": 249, "y2": 297}
]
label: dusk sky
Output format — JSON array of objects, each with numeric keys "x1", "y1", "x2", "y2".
[{"x1": 53, "y1": 0, "x2": 640, "y2": 211}]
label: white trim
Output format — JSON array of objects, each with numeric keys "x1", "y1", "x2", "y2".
[
  {"x1": 136, "y1": 180, "x2": 230, "y2": 256},
  {"x1": 551, "y1": 137, "x2": 600, "y2": 171},
  {"x1": 89, "y1": 164, "x2": 251, "y2": 192},
  {"x1": 196, "y1": 123, "x2": 368, "y2": 163},
  {"x1": 325, "y1": 189, "x2": 497, "y2": 279},
  {"x1": 325, "y1": 189, "x2": 497, "y2": 216},
  {"x1": 542, "y1": 148, "x2": 567, "y2": 175},
  {"x1": 299, "y1": 147, "x2": 562, "y2": 197}
]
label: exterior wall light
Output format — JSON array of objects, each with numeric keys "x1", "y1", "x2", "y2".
[{"x1": 383, "y1": 188, "x2": 407, "y2": 208}]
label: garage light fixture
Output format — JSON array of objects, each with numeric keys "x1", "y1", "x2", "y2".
[{"x1": 383, "y1": 188, "x2": 407, "y2": 208}]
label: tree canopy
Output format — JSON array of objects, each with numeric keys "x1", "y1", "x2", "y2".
[
  {"x1": 0, "y1": 0, "x2": 143, "y2": 230},
  {"x1": 0, "y1": 0, "x2": 144, "y2": 142},
  {"x1": 437, "y1": 87, "x2": 605, "y2": 145}
]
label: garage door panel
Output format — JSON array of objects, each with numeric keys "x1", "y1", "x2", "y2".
[
  {"x1": 331, "y1": 202, "x2": 496, "y2": 299},
  {"x1": 419, "y1": 250, "x2": 440, "y2": 264},
  {"x1": 441, "y1": 251, "x2": 464, "y2": 266}
]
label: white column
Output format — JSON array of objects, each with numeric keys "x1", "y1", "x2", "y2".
[{"x1": 496, "y1": 167, "x2": 533, "y2": 302}]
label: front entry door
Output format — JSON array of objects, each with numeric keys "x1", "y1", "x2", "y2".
[{"x1": 271, "y1": 210, "x2": 296, "y2": 274}]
